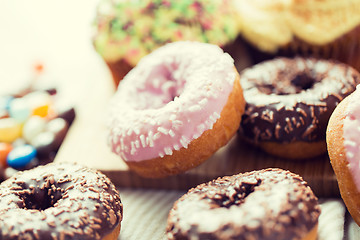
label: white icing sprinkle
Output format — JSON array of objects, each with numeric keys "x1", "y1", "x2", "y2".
[
  {"x1": 169, "y1": 129, "x2": 175, "y2": 137},
  {"x1": 135, "y1": 140, "x2": 140, "y2": 148},
  {"x1": 157, "y1": 127, "x2": 168, "y2": 135},
  {"x1": 189, "y1": 105, "x2": 202, "y2": 112},
  {"x1": 153, "y1": 132, "x2": 161, "y2": 140},
  {"x1": 140, "y1": 134, "x2": 146, "y2": 147},
  {"x1": 127, "y1": 128, "x2": 133, "y2": 136},
  {"x1": 164, "y1": 147, "x2": 173, "y2": 155}
]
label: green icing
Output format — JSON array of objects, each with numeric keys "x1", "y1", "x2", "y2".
[{"x1": 93, "y1": 0, "x2": 241, "y2": 65}]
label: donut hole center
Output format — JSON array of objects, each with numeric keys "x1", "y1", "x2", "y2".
[
  {"x1": 22, "y1": 185, "x2": 63, "y2": 211},
  {"x1": 290, "y1": 72, "x2": 315, "y2": 93},
  {"x1": 212, "y1": 179, "x2": 261, "y2": 208},
  {"x1": 257, "y1": 72, "x2": 316, "y2": 95},
  {"x1": 137, "y1": 63, "x2": 185, "y2": 109}
]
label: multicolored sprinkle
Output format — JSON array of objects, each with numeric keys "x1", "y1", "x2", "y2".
[{"x1": 93, "y1": 0, "x2": 240, "y2": 66}]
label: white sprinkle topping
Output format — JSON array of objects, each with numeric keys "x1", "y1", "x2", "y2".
[
  {"x1": 116, "y1": 145, "x2": 121, "y2": 154},
  {"x1": 173, "y1": 144, "x2": 180, "y2": 151},
  {"x1": 172, "y1": 120, "x2": 183, "y2": 129},
  {"x1": 164, "y1": 147, "x2": 173, "y2": 155},
  {"x1": 199, "y1": 98, "x2": 208, "y2": 106},
  {"x1": 135, "y1": 140, "x2": 140, "y2": 148},
  {"x1": 157, "y1": 127, "x2": 168, "y2": 135},
  {"x1": 147, "y1": 131, "x2": 154, "y2": 147},
  {"x1": 169, "y1": 129, "x2": 175, "y2": 137},
  {"x1": 213, "y1": 112, "x2": 220, "y2": 119},
  {"x1": 347, "y1": 151, "x2": 355, "y2": 159},
  {"x1": 127, "y1": 128, "x2": 133, "y2": 136},
  {"x1": 140, "y1": 134, "x2": 146, "y2": 147},
  {"x1": 153, "y1": 132, "x2": 161, "y2": 140},
  {"x1": 197, "y1": 124, "x2": 205, "y2": 133},
  {"x1": 134, "y1": 128, "x2": 140, "y2": 135},
  {"x1": 180, "y1": 136, "x2": 189, "y2": 149},
  {"x1": 189, "y1": 105, "x2": 202, "y2": 112},
  {"x1": 130, "y1": 142, "x2": 136, "y2": 155}
]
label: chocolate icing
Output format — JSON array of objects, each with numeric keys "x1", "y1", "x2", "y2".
[
  {"x1": 239, "y1": 57, "x2": 360, "y2": 143},
  {"x1": 166, "y1": 168, "x2": 320, "y2": 240},
  {"x1": 0, "y1": 162, "x2": 123, "y2": 240}
]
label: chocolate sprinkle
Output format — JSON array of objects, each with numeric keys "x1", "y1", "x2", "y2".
[
  {"x1": 166, "y1": 168, "x2": 320, "y2": 240},
  {"x1": 239, "y1": 57, "x2": 360, "y2": 143},
  {"x1": 0, "y1": 162, "x2": 123, "y2": 240}
]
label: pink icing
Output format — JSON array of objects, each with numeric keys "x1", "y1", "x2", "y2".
[
  {"x1": 343, "y1": 84, "x2": 360, "y2": 192},
  {"x1": 107, "y1": 41, "x2": 236, "y2": 162}
]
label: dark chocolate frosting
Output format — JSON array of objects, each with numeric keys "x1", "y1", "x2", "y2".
[
  {"x1": 166, "y1": 168, "x2": 320, "y2": 240},
  {"x1": 0, "y1": 162, "x2": 123, "y2": 240},
  {"x1": 239, "y1": 57, "x2": 360, "y2": 143}
]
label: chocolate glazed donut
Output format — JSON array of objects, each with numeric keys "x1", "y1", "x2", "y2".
[
  {"x1": 0, "y1": 162, "x2": 123, "y2": 240},
  {"x1": 166, "y1": 168, "x2": 320, "y2": 240},
  {"x1": 239, "y1": 57, "x2": 360, "y2": 159}
]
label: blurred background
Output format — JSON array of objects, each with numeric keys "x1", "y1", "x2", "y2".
[{"x1": 0, "y1": 0, "x2": 113, "y2": 117}]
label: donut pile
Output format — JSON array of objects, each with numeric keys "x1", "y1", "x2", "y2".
[
  {"x1": 105, "y1": 38, "x2": 360, "y2": 239},
  {"x1": 2, "y1": 1, "x2": 360, "y2": 238}
]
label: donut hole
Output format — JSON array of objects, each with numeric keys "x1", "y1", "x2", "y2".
[
  {"x1": 212, "y1": 180, "x2": 261, "y2": 208},
  {"x1": 138, "y1": 63, "x2": 185, "y2": 109},
  {"x1": 257, "y1": 72, "x2": 316, "y2": 95},
  {"x1": 290, "y1": 72, "x2": 315, "y2": 93},
  {"x1": 21, "y1": 185, "x2": 63, "y2": 211}
]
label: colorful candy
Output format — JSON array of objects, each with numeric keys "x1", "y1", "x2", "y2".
[
  {"x1": 0, "y1": 118, "x2": 22, "y2": 143},
  {"x1": 6, "y1": 145, "x2": 37, "y2": 169},
  {"x1": 22, "y1": 116, "x2": 47, "y2": 143},
  {"x1": 0, "y1": 84, "x2": 75, "y2": 181},
  {"x1": 0, "y1": 143, "x2": 12, "y2": 167}
]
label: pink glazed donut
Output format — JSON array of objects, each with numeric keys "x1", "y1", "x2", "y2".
[
  {"x1": 107, "y1": 41, "x2": 245, "y2": 178},
  {"x1": 327, "y1": 84, "x2": 360, "y2": 226}
]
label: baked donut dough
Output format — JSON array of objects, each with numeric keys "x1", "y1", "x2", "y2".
[
  {"x1": 327, "y1": 85, "x2": 360, "y2": 226},
  {"x1": 108, "y1": 41, "x2": 245, "y2": 178},
  {"x1": 239, "y1": 57, "x2": 360, "y2": 159},
  {"x1": 166, "y1": 168, "x2": 320, "y2": 240},
  {"x1": 0, "y1": 162, "x2": 123, "y2": 240}
]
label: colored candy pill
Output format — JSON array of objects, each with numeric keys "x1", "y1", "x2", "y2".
[
  {"x1": 0, "y1": 118, "x2": 22, "y2": 143},
  {"x1": 7, "y1": 145, "x2": 37, "y2": 169},
  {"x1": 0, "y1": 143, "x2": 13, "y2": 167},
  {"x1": 25, "y1": 91, "x2": 52, "y2": 118},
  {"x1": 8, "y1": 97, "x2": 31, "y2": 122},
  {"x1": 22, "y1": 116, "x2": 47, "y2": 143}
]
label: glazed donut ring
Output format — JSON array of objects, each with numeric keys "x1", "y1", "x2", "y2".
[
  {"x1": 166, "y1": 168, "x2": 320, "y2": 240},
  {"x1": 0, "y1": 162, "x2": 123, "y2": 240},
  {"x1": 239, "y1": 57, "x2": 360, "y2": 159},
  {"x1": 108, "y1": 41, "x2": 245, "y2": 178},
  {"x1": 327, "y1": 85, "x2": 360, "y2": 226}
]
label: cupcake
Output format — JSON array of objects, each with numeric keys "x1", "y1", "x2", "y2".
[
  {"x1": 93, "y1": 0, "x2": 241, "y2": 87},
  {"x1": 234, "y1": 0, "x2": 360, "y2": 69}
]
